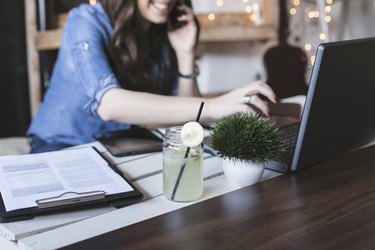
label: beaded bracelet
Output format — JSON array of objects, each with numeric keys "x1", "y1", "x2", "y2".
[{"x1": 178, "y1": 64, "x2": 200, "y2": 79}]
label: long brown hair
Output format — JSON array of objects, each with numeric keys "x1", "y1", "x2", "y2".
[{"x1": 99, "y1": 0, "x2": 191, "y2": 95}]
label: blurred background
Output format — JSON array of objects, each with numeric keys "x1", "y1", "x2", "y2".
[{"x1": 0, "y1": 0, "x2": 374, "y2": 137}]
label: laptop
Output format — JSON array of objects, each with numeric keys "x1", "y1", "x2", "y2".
[{"x1": 266, "y1": 37, "x2": 375, "y2": 172}]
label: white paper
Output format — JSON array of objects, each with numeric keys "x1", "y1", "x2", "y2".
[{"x1": 0, "y1": 147, "x2": 133, "y2": 212}]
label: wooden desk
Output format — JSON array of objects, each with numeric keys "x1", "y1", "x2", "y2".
[
  {"x1": 0, "y1": 142, "x2": 280, "y2": 249},
  {"x1": 65, "y1": 145, "x2": 375, "y2": 250}
]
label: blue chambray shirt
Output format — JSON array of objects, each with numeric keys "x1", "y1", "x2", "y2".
[{"x1": 27, "y1": 3, "x2": 177, "y2": 146}]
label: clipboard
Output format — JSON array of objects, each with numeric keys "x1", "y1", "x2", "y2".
[{"x1": 0, "y1": 147, "x2": 143, "y2": 223}]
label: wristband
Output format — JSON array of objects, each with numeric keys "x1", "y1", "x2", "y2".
[{"x1": 178, "y1": 64, "x2": 200, "y2": 79}]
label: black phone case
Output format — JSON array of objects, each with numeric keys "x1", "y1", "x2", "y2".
[
  {"x1": 168, "y1": 0, "x2": 189, "y2": 30},
  {"x1": 93, "y1": 127, "x2": 163, "y2": 157}
]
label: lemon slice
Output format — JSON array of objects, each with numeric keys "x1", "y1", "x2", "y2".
[{"x1": 181, "y1": 121, "x2": 204, "y2": 147}]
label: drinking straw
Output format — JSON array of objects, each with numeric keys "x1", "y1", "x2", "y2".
[{"x1": 171, "y1": 102, "x2": 205, "y2": 201}]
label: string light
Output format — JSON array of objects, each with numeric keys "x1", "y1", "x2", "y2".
[
  {"x1": 290, "y1": 0, "x2": 300, "y2": 20},
  {"x1": 89, "y1": 0, "x2": 96, "y2": 5},
  {"x1": 290, "y1": 8, "x2": 297, "y2": 15},
  {"x1": 208, "y1": 13, "x2": 216, "y2": 21},
  {"x1": 288, "y1": 0, "x2": 335, "y2": 67},
  {"x1": 308, "y1": 11, "x2": 319, "y2": 19},
  {"x1": 245, "y1": 6, "x2": 253, "y2": 13},
  {"x1": 250, "y1": 13, "x2": 256, "y2": 22},
  {"x1": 292, "y1": 0, "x2": 300, "y2": 6},
  {"x1": 305, "y1": 44, "x2": 312, "y2": 51},
  {"x1": 202, "y1": 1, "x2": 268, "y2": 26},
  {"x1": 252, "y1": 3, "x2": 260, "y2": 11}
]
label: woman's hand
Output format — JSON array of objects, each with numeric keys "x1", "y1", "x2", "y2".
[
  {"x1": 168, "y1": 4, "x2": 199, "y2": 98},
  {"x1": 167, "y1": 4, "x2": 198, "y2": 55},
  {"x1": 205, "y1": 81, "x2": 278, "y2": 121}
]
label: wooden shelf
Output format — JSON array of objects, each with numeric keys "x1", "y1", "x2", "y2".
[
  {"x1": 34, "y1": 26, "x2": 276, "y2": 52},
  {"x1": 34, "y1": 22, "x2": 276, "y2": 52},
  {"x1": 199, "y1": 24, "x2": 276, "y2": 42},
  {"x1": 197, "y1": 12, "x2": 276, "y2": 43},
  {"x1": 34, "y1": 11, "x2": 277, "y2": 51}
]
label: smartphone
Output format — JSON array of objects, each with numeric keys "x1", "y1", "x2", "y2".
[
  {"x1": 168, "y1": 0, "x2": 191, "y2": 30},
  {"x1": 93, "y1": 127, "x2": 163, "y2": 157}
]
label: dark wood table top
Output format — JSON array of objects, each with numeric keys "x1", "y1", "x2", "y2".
[{"x1": 65, "y1": 145, "x2": 375, "y2": 250}]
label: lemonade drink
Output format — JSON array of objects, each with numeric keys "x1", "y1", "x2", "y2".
[{"x1": 162, "y1": 126, "x2": 203, "y2": 202}]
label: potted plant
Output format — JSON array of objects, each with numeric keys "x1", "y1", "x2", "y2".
[{"x1": 210, "y1": 113, "x2": 284, "y2": 187}]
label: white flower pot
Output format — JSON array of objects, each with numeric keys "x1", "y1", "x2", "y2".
[{"x1": 222, "y1": 158, "x2": 265, "y2": 187}]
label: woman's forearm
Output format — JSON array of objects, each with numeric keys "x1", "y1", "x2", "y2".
[
  {"x1": 98, "y1": 88, "x2": 207, "y2": 125},
  {"x1": 176, "y1": 51, "x2": 201, "y2": 97}
]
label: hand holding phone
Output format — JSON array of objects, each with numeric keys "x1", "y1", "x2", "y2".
[
  {"x1": 167, "y1": 0, "x2": 198, "y2": 59},
  {"x1": 168, "y1": 0, "x2": 189, "y2": 30}
]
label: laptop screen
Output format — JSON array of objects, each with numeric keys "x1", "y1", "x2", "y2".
[{"x1": 291, "y1": 37, "x2": 375, "y2": 171}]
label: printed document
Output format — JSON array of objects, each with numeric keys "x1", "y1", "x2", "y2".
[{"x1": 0, "y1": 147, "x2": 133, "y2": 212}]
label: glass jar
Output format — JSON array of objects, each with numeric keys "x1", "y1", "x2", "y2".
[{"x1": 162, "y1": 126, "x2": 203, "y2": 202}]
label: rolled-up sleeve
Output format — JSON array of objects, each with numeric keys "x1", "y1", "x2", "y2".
[{"x1": 64, "y1": 7, "x2": 120, "y2": 116}]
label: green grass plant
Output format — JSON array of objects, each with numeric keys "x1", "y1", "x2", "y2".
[{"x1": 210, "y1": 113, "x2": 284, "y2": 163}]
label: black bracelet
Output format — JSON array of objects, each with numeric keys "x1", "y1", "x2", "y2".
[{"x1": 178, "y1": 64, "x2": 200, "y2": 79}]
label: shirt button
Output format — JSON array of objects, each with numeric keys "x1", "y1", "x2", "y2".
[{"x1": 82, "y1": 42, "x2": 90, "y2": 50}]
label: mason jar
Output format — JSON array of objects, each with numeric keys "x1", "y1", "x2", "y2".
[{"x1": 162, "y1": 126, "x2": 203, "y2": 202}]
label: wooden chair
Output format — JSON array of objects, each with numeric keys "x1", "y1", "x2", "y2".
[
  {"x1": 0, "y1": 0, "x2": 62, "y2": 155},
  {"x1": 25, "y1": 0, "x2": 62, "y2": 116}
]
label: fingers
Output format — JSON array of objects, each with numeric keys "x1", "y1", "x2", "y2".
[
  {"x1": 246, "y1": 95, "x2": 270, "y2": 116},
  {"x1": 241, "y1": 104, "x2": 257, "y2": 116},
  {"x1": 176, "y1": 5, "x2": 194, "y2": 22},
  {"x1": 177, "y1": 4, "x2": 193, "y2": 14},
  {"x1": 208, "y1": 81, "x2": 277, "y2": 120},
  {"x1": 238, "y1": 81, "x2": 277, "y2": 117},
  {"x1": 245, "y1": 81, "x2": 278, "y2": 103},
  {"x1": 177, "y1": 15, "x2": 193, "y2": 22}
]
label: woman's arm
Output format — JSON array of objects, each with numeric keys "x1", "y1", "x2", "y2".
[
  {"x1": 98, "y1": 88, "x2": 204, "y2": 124},
  {"x1": 64, "y1": 7, "x2": 122, "y2": 116},
  {"x1": 97, "y1": 81, "x2": 277, "y2": 126},
  {"x1": 176, "y1": 52, "x2": 201, "y2": 97},
  {"x1": 168, "y1": 4, "x2": 200, "y2": 97}
]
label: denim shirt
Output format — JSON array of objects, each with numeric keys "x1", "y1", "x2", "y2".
[{"x1": 28, "y1": 3, "x2": 177, "y2": 146}]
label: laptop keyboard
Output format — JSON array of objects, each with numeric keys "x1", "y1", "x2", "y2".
[{"x1": 279, "y1": 122, "x2": 300, "y2": 150}]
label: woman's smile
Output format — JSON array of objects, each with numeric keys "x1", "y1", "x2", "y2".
[
  {"x1": 138, "y1": 0, "x2": 174, "y2": 24},
  {"x1": 151, "y1": 1, "x2": 169, "y2": 14}
]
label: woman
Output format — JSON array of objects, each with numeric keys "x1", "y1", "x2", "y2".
[{"x1": 27, "y1": 0, "x2": 277, "y2": 153}]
